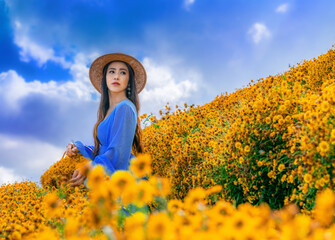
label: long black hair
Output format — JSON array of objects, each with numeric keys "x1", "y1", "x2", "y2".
[{"x1": 92, "y1": 61, "x2": 144, "y2": 157}]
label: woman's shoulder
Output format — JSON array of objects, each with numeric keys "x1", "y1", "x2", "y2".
[{"x1": 116, "y1": 99, "x2": 137, "y2": 118}]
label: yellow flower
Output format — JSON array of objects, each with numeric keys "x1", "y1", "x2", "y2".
[
  {"x1": 127, "y1": 211, "x2": 146, "y2": 226},
  {"x1": 287, "y1": 174, "x2": 294, "y2": 183},
  {"x1": 225, "y1": 211, "x2": 254, "y2": 238},
  {"x1": 244, "y1": 145, "x2": 251, "y2": 153},
  {"x1": 304, "y1": 173, "x2": 312, "y2": 183},
  {"x1": 278, "y1": 119, "x2": 285, "y2": 125},
  {"x1": 184, "y1": 187, "x2": 207, "y2": 211},
  {"x1": 314, "y1": 188, "x2": 335, "y2": 226},
  {"x1": 147, "y1": 212, "x2": 174, "y2": 240},
  {"x1": 134, "y1": 180, "x2": 155, "y2": 207},
  {"x1": 331, "y1": 129, "x2": 335, "y2": 139},
  {"x1": 75, "y1": 159, "x2": 91, "y2": 176},
  {"x1": 43, "y1": 191, "x2": 62, "y2": 219},
  {"x1": 33, "y1": 227, "x2": 61, "y2": 240},
  {"x1": 302, "y1": 184, "x2": 309, "y2": 194},
  {"x1": 90, "y1": 179, "x2": 118, "y2": 210},
  {"x1": 235, "y1": 142, "x2": 242, "y2": 149},
  {"x1": 278, "y1": 163, "x2": 285, "y2": 172},
  {"x1": 265, "y1": 117, "x2": 272, "y2": 124},
  {"x1": 121, "y1": 186, "x2": 138, "y2": 206},
  {"x1": 320, "y1": 101, "x2": 330, "y2": 112},
  {"x1": 149, "y1": 176, "x2": 171, "y2": 197},
  {"x1": 317, "y1": 178, "x2": 326, "y2": 187},
  {"x1": 124, "y1": 212, "x2": 147, "y2": 240},
  {"x1": 281, "y1": 174, "x2": 287, "y2": 182},
  {"x1": 11, "y1": 231, "x2": 21, "y2": 240},
  {"x1": 65, "y1": 216, "x2": 80, "y2": 237},
  {"x1": 129, "y1": 153, "x2": 152, "y2": 178},
  {"x1": 167, "y1": 199, "x2": 183, "y2": 214},
  {"x1": 44, "y1": 191, "x2": 60, "y2": 208},
  {"x1": 279, "y1": 105, "x2": 286, "y2": 113},
  {"x1": 206, "y1": 184, "x2": 223, "y2": 195},
  {"x1": 318, "y1": 141, "x2": 330, "y2": 153},
  {"x1": 267, "y1": 170, "x2": 276, "y2": 179},
  {"x1": 110, "y1": 170, "x2": 137, "y2": 196},
  {"x1": 87, "y1": 165, "x2": 106, "y2": 189},
  {"x1": 211, "y1": 200, "x2": 235, "y2": 216}
]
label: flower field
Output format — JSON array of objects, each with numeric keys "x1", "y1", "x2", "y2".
[
  {"x1": 142, "y1": 44, "x2": 335, "y2": 212},
  {"x1": 1, "y1": 44, "x2": 335, "y2": 239}
]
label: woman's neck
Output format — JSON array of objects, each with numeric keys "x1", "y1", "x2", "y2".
[{"x1": 109, "y1": 94, "x2": 129, "y2": 110}]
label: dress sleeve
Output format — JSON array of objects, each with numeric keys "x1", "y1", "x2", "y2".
[
  {"x1": 92, "y1": 104, "x2": 137, "y2": 176},
  {"x1": 74, "y1": 140, "x2": 95, "y2": 160}
]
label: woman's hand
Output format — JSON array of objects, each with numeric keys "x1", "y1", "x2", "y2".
[
  {"x1": 69, "y1": 161, "x2": 93, "y2": 187},
  {"x1": 69, "y1": 168, "x2": 86, "y2": 187},
  {"x1": 66, "y1": 143, "x2": 79, "y2": 157}
]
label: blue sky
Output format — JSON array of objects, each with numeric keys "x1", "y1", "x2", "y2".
[{"x1": 0, "y1": 0, "x2": 334, "y2": 185}]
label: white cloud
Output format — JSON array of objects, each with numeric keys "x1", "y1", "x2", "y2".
[
  {"x1": 140, "y1": 57, "x2": 199, "y2": 114},
  {"x1": 183, "y1": 0, "x2": 195, "y2": 10},
  {"x1": 0, "y1": 45, "x2": 201, "y2": 118},
  {"x1": 276, "y1": 3, "x2": 289, "y2": 13},
  {"x1": 248, "y1": 22, "x2": 271, "y2": 44},
  {"x1": 0, "y1": 133, "x2": 65, "y2": 185},
  {"x1": 0, "y1": 53, "x2": 98, "y2": 112},
  {"x1": 0, "y1": 70, "x2": 92, "y2": 112},
  {"x1": 13, "y1": 21, "x2": 71, "y2": 68},
  {"x1": 68, "y1": 52, "x2": 101, "y2": 98},
  {"x1": 0, "y1": 166, "x2": 23, "y2": 185}
]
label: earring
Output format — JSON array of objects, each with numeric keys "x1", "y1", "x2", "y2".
[{"x1": 127, "y1": 85, "x2": 131, "y2": 96}]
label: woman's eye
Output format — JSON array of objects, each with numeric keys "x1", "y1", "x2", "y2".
[{"x1": 121, "y1": 71, "x2": 127, "y2": 75}]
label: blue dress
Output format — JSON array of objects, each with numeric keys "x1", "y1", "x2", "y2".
[
  {"x1": 74, "y1": 99, "x2": 137, "y2": 187},
  {"x1": 74, "y1": 99, "x2": 149, "y2": 216}
]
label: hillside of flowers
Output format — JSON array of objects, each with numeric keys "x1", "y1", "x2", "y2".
[
  {"x1": 142, "y1": 45, "x2": 335, "y2": 212},
  {"x1": 1, "y1": 44, "x2": 335, "y2": 239}
]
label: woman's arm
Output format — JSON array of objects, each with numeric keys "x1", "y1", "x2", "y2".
[
  {"x1": 92, "y1": 104, "x2": 137, "y2": 176},
  {"x1": 74, "y1": 141, "x2": 96, "y2": 160}
]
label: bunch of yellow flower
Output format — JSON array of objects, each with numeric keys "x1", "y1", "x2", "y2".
[{"x1": 40, "y1": 152, "x2": 89, "y2": 190}]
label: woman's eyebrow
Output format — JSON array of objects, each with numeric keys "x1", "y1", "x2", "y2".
[{"x1": 108, "y1": 67, "x2": 128, "y2": 71}]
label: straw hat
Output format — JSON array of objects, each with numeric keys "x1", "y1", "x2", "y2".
[{"x1": 89, "y1": 53, "x2": 147, "y2": 94}]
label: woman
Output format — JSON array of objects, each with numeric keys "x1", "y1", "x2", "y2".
[{"x1": 65, "y1": 53, "x2": 147, "y2": 188}]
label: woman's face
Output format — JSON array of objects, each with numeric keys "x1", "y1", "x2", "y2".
[{"x1": 105, "y1": 61, "x2": 129, "y2": 95}]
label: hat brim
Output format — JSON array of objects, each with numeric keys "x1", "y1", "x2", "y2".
[{"x1": 89, "y1": 53, "x2": 147, "y2": 94}]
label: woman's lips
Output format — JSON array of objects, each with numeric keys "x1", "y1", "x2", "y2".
[{"x1": 112, "y1": 83, "x2": 120, "y2": 85}]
